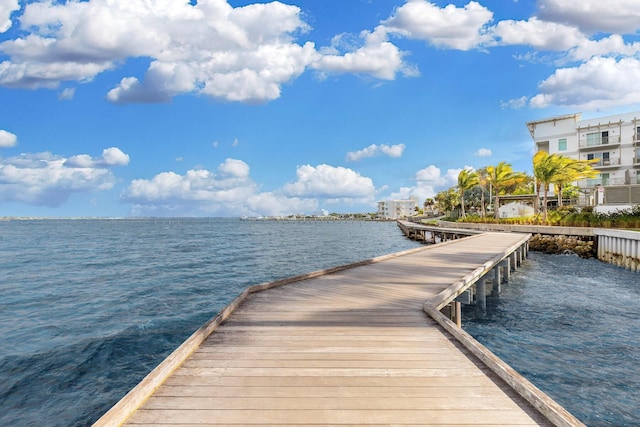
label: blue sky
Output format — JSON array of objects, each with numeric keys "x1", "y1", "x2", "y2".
[{"x1": 1, "y1": 0, "x2": 640, "y2": 217}]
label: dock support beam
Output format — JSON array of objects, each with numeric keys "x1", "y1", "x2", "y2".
[
  {"x1": 476, "y1": 280, "x2": 487, "y2": 311},
  {"x1": 492, "y1": 267, "x2": 501, "y2": 296},
  {"x1": 501, "y1": 258, "x2": 511, "y2": 282}
]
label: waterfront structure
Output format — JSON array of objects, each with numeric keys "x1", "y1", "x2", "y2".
[
  {"x1": 377, "y1": 197, "x2": 419, "y2": 219},
  {"x1": 96, "y1": 230, "x2": 583, "y2": 426},
  {"x1": 527, "y1": 111, "x2": 640, "y2": 206}
]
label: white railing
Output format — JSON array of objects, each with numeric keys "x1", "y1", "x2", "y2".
[
  {"x1": 580, "y1": 135, "x2": 620, "y2": 148},
  {"x1": 584, "y1": 177, "x2": 626, "y2": 187},
  {"x1": 590, "y1": 158, "x2": 621, "y2": 167}
]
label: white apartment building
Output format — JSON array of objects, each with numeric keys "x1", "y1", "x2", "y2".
[
  {"x1": 527, "y1": 111, "x2": 640, "y2": 206},
  {"x1": 377, "y1": 197, "x2": 419, "y2": 219}
]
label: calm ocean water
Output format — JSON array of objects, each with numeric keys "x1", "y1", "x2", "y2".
[
  {"x1": 1, "y1": 219, "x2": 638, "y2": 426},
  {"x1": 0, "y1": 218, "x2": 421, "y2": 426},
  {"x1": 463, "y1": 251, "x2": 640, "y2": 427}
]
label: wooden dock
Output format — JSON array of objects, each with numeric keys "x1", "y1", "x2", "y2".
[{"x1": 95, "y1": 231, "x2": 584, "y2": 427}]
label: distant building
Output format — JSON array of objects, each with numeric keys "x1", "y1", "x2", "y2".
[
  {"x1": 377, "y1": 197, "x2": 419, "y2": 219},
  {"x1": 527, "y1": 111, "x2": 640, "y2": 206}
]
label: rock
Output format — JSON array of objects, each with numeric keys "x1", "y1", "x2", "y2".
[{"x1": 529, "y1": 234, "x2": 595, "y2": 258}]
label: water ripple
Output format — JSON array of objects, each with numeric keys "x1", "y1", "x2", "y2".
[
  {"x1": 463, "y1": 251, "x2": 640, "y2": 427},
  {"x1": 0, "y1": 218, "x2": 420, "y2": 426}
]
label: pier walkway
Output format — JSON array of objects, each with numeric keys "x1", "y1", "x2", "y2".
[{"x1": 96, "y1": 232, "x2": 583, "y2": 426}]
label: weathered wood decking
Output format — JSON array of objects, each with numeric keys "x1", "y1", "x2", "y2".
[{"x1": 95, "y1": 232, "x2": 584, "y2": 427}]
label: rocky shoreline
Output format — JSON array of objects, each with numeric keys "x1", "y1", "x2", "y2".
[{"x1": 528, "y1": 234, "x2": 596, "y2": 258}]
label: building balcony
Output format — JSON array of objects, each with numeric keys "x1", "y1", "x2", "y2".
[
  {"x1": 634, "y1": 135, "x2": 640, "y2": 146},
  {"x1": 579, "y1": 136, "x2": 621, "y2": 151},
  {"x1": 582, "y1": 177, "x2": 626, "y2": 187},
  {"x1": 634, "y1": 156, "x2": 640, "y2": 168},
  {"x1": 591, "y1": 158, "x2": 621, "y2": 169}
]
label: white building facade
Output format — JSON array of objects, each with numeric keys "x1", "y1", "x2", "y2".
[
  {"x1": 377, "y1": 197, "x2": 419, "y2": 219},
  {"x1": 527, "y1": 111, "x2": 640, "y2": 206}
]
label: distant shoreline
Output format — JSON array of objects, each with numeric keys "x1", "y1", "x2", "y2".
[{"x1": 1, "y1": 215, "x2": 394, "y2": 222}]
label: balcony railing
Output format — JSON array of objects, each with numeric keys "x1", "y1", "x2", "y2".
[
  {"x1": 579, "y1": 135, "x2": 621, "y2": 149},
  {"x1": 583, "y1": 177, "x2": 626, "y2": 187},
  {"x1": 589, "y1": 158, "x2": 620, "y2": 168}
]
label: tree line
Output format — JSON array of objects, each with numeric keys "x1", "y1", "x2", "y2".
[{"x1": 427, "y1": 151, "x2": 598, "y2": 222}]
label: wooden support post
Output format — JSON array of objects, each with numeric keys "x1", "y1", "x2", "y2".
[
  {"x1": 476, "y1": 280, "x2": 487, "y2": 311},
  {"x1": 454, "y1": 301, "x2": 461, "y2": 328},
  {"x1": 492, "y1": 267, "x2": 501, "y2": 296},
  {"x1": 502, "y1": 258, "x2": 511, "y2": 282}
]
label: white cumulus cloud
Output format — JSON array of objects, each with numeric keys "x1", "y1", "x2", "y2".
[
  {"x1": 314, "y1": 28, "x2": 415, "y2": 80},
  {"x1": 0, "y1": 129, "x2": 17, "y2": 147},
  {"x1": 346, "y1": 143, "x2": 405, "y2": 162},
  {"x1": 389, "y1": 164, "x2": 462, "y2": 202},
  {"x1": 382, "y1": 0, "x2": 494, "y2": 50},
  {"x1": 0, "y1": 0, "x2": 18, "y2": 33},
  {"x1": 0, "y1": 0, "x2": 318, "y2": 102},
  {"x1": 0, "y1": 0, "x2": 421, "y2": 103},
  {"x1": 120, "y1": 159, "x2": 378, "y2": 217},
  {"x1": 283, "y1": 164, "x2": 376, "y2": 202},
  {"x1": 529, "y1": 56, "x2": 640, "y2": 109},
  {"x1": 0, "y1": 148, "x2": 129, "y2": 207},
  {"x1": 492, "y1": 17, "x2": 586, "y2": 51},
  {"x1": 538, "y1": 0, "x2": 640, "y2": 34},
  {"x1": 65, "y1": 147, "x2": 130, "y2": 168}
]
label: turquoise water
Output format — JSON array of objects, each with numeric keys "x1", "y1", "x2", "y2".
[
  {"x1": 0, "y1": 218, "x2": 421, "y2": 426},
  {"x1": 462, "y1": 251, "x2": 640, "y2": 427}
]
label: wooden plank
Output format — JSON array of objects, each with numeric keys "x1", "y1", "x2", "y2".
[
  {"x1": 126, "y1": 408, "x2": 546, "y2": 425},
  {"x1": 160, "y1": 374, "x2": 509, "y2": 388},
  {"x1": 153, "y1": 385, "x2": 516, "y2": 399},
  {"x1": 140, "y1": 396, "x2": 533, "y2": 411}
]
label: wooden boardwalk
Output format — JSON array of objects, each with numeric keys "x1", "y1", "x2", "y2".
[{"x1": 96, "y1": 232, "x2": 583, "y2": 426}]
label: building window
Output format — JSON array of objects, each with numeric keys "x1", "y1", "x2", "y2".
[
  {"x1": 586, "y1": 131, "x2": 609, "y2": 146},
  {"x1": 558, "y1": 138, "x2": 567, "y2": 151}
]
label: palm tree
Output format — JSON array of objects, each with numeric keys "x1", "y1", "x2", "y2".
[
  {"x1": 423, "y1": 198, "x2": 436, "y2": 216},
  {"x1": 533, "y1": 151, "x2": 564, "y2": 222},
  {"x1": 476, "y1": 167, "x2": 489, "y2": 217},
  {"x1": 553, "y1": 158, "x2": 599, "y2": 207},
  {"x1": 485, "y1": 162, "x2": 525, "y2": 219},
  {"x1": 435, "y1": 188, "x2": 460, "y2": 217},
  {"x1": 457, "y1": 169, "x2": 479, "y2": 218},
  {"x1": 533, "y1": 151, "x2": 600, "y2": 221}
]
